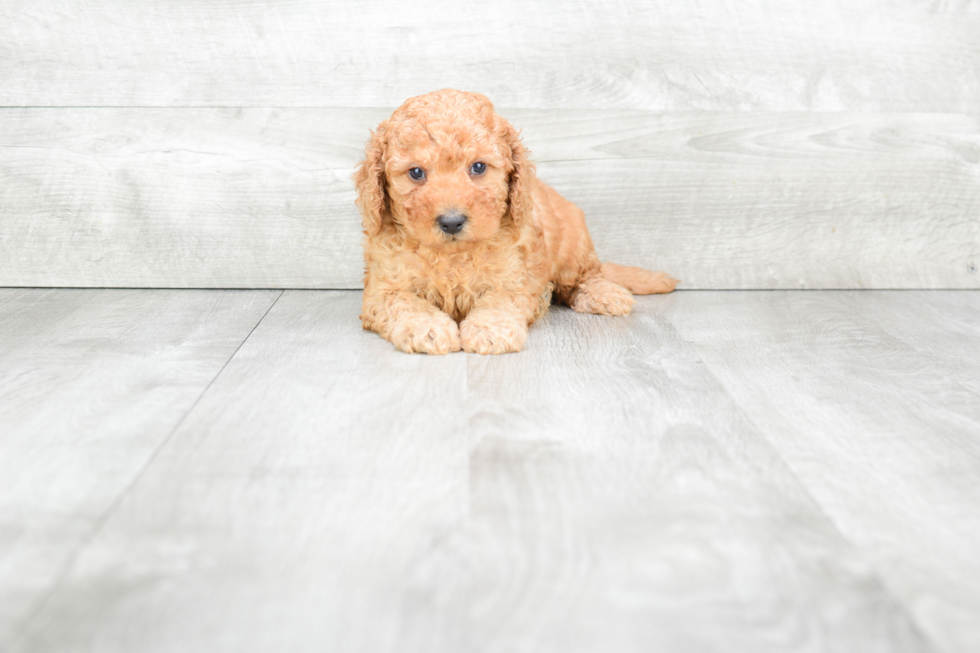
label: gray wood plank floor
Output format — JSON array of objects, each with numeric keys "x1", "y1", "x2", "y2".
[
  {"x1": 1, "y1": 289, "x2": 978, "y2": 653},
  {"x1": 0, "y1": 289, "x2": 281, "y2": 646}
]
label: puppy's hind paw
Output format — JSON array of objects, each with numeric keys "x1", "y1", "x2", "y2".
[{"x1": 569, "y1": 277, "x2": 636, "y2": 316}]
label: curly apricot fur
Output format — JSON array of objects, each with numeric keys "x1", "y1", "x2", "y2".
[{"x1": 353, "y1": 89, "x2": 678, "y2": 355}]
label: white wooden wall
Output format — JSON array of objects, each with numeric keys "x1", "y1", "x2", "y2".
[{"x1": 1, "y1": 1, "x2": 978, "y2": 289}]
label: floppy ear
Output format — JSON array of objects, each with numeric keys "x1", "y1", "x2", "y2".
[
  {"x1": 499, "y1": 118, "x2": 536, "y2": 230},
  {"x1": 352, "y1": 121, "x2": 389, "y2": 237}
]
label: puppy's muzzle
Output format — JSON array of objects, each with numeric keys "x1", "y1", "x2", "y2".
[{"x1": 437, "y1": 211, "x2": 467, "y2": 235}]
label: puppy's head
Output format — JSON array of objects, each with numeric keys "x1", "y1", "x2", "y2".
[{"x1": 354, "y1": 89, "x2": 534, "y2": 246}]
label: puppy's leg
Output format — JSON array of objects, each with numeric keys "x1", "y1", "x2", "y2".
[
  {"x1": 459, "y1": 294, "x2": 530, "y2": 355},
  {"x1": 362, "y1": 290, "x2": 461, "y2": 355},
  {"x1": 568, "y1": 275, "x2": 637, "y2": 316}
]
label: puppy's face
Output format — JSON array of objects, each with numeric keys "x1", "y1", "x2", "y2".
[{"x1": 379, "y1": 91, "x2": 515, "y2": 246}]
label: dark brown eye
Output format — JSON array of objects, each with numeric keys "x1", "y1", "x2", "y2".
[
  {"x1": 470, "y1": 162, "x2": 487, "y2": 176},
  {"x1": 408, "y1": 167, "x2": 425, "y2": 181}
]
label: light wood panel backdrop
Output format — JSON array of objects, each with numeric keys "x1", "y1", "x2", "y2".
[{"x1": 1, "y1": 1, "x2": 978, "y2": 288}]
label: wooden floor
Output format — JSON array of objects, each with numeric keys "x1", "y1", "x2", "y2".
[{"x1": 1, "y1": 288, "x2": 978, "y2": 653}]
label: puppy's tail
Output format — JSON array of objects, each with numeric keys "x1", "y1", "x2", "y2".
[{"x1": 601, "y1": 262, "x2": 679, "y2": 295}]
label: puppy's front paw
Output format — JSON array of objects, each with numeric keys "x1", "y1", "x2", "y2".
[
  {"x1": 389, "y1": 314, "x2": 461, "y2": 355},
  {"x1": 460, "y1": 314, "x2": 528, "y2": 355}
]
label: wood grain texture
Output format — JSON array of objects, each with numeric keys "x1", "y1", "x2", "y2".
[
  {"x1": 1, "y1": 109, "x2": 977, "y2": 289},
  {"x1": 461, "y1": 304, "x2": 931, "y2": 653},
  {"x1": 1, "y1": 1, "x2": 978, "y2": 111},
  {"x1": 6, "y1": 290, "x2": 946, "y2": 653},
  {"x1": 831, "y1": 291, "x2": 980, "y2": 395},
  {"x1": 0, "y1": 288, "x2": 279, "y2": 647},
  {"x1": 662, "y1": 290, "x2": 980, "y2": 653},
  {"x1": 0, "y1": 108, "x2": 368, "y2": 289},
  {"x1": 8, "y1": 291, "x2": 471, "y2": 653}
]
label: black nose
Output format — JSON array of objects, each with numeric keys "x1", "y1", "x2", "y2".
[{"x1": 437, "y1": 211, "x2": 467, "y2": 235}]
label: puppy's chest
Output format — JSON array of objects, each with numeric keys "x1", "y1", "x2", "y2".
[
  {"x1": 405, "y1": 249, "x2": 521, "y2": 314},
  {"x1": 415, "y1": 249, "x2": 504, "y2": 286}
]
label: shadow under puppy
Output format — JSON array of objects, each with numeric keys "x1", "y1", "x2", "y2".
[{"x1": 354, "y1": 89, "x2": 677, "y2": 355}]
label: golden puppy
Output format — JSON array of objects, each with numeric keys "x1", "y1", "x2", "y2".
[{"x1": 353, "y1": 89, "x2": 677, "y2": 355}]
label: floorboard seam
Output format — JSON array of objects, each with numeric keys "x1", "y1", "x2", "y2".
[{"x1": 7, "y1": 288, "x2": 285, "y2": 651}]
